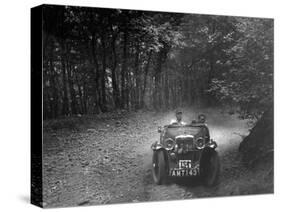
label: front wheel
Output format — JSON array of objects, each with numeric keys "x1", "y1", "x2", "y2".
[
  {"x1": 152, "y1": 150, "x2": 167, "y2": 185},
  {"x1": 201, "y1": 150, "x2": 220, "y2": 187}
]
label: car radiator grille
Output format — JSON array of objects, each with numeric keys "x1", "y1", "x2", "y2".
[{"x1": 176, "y1": 137, "x2": 194, "y2": 150}]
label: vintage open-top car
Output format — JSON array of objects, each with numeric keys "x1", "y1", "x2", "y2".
[{"x1": 151, "y1": 114, "x2": 220, "y2": 186}]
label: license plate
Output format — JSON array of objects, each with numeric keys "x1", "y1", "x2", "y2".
[
  {"x1": 179, "y1": 160, "x2": 191, "y2": 169},
  {"x1": 169, "y1": 167, "x2": 199, "y2": 177}
]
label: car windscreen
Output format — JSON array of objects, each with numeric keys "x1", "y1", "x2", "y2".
[{"x1": 164, "y1": 126, "x2": 201, "y2": 139}]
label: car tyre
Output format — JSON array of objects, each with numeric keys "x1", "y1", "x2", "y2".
[
  {"x1": 152, "y1": 150, "x2": 167, "y2": 185},
  {"x1": 201, "y1": 150, "x2": 220, "y2": 187}
]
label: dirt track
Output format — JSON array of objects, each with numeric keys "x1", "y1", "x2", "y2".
[{"x1": 42, "y1": 108, "x2": 271, "y2": 208}]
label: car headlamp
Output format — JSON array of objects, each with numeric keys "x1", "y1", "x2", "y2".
[
  {"x1": 195, "y1": 137, "x2": 205, "y2": 149},
  {"x1": 164, "y1": 138, "x2": 175, "y2": 150}
]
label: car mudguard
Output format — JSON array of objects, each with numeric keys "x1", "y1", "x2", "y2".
[
  {"x1": 151, "y1": 141, "x2": 165, "y2": 151},
  {"x1": 151, "y1": 142, "x2": 170, "y2": 172},
  {"x1": 206, "y1": 140, "x2": 217, "y2": 149}
]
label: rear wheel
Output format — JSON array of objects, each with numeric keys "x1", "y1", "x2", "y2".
[
  {"x1": 201, "y1": 150, "x2": 220, "y2": 187},
  {"x1": 152, "y1": 150, "x2": 167, "y2": 185}
]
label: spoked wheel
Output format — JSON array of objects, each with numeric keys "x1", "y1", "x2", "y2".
[
  {"x1": 152, "y1": 150, "x2": 167, "y2": 185},
  {"x1": 201, "y1": 150, "x2": 220, "y2": 187}
]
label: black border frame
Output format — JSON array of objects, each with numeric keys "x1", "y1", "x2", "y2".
[{"x1": 31, "y1": 5, "x2": 43, "y2": 208}]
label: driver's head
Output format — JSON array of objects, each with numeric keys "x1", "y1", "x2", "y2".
[
  {"x1": 198, "y1": 114, "x2": 206, "y2": 123},
  {"x1": 175, "y1": 110, "x2": 182, "y2": 122}
]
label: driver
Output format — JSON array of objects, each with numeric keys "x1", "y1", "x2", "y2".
[{"x1": 170, "y1": 109, "x2": 186, "y2": 125}]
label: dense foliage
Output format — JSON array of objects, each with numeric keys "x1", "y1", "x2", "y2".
[{"x1": 42, "y1": 5, "x2": 273, "y2": 119}]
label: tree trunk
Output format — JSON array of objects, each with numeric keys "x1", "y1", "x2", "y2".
[
  {"x1": 83, "y1": 80, "x2": 88, "y2": 114},
  {"x1": 61, "y1": 42, "x2": 70, "y2": 116},
  {"x1": 48, "y1": 49, "x2": 58, "y2": 118},
  {"x1": 141, "y1": 50, "x2": 152, "y2": 108},
  {"x1": 207, "y1": 56, "x2": 215, "y2": 106},
  {"x1": 164, "y1": 67, "x2": 169, "y2": 109},
  {"x1": 100, "y1": 32, "x2": 107, "y2": 112},
  {"x1": 66, "y1": 62, "x2": 78, "y2": 115},
  {"x1": 75, "y1": 73, "x2": 84, "y2": 114},
  {"x1": 91, "y1": 36, "x2": 102, "y2": 113},
  {"x1": 154, "y1": 49, "x2": 164, "y2": 109},
  {"x1": 121, "y1": 28, "x2": 128, "y2": 109},
  {"x1": 110, "y1": 29, "x2": 120, "y2": 108},
  {"x1": 134, "y1": 43, "x2": 140, "y2": 110}
]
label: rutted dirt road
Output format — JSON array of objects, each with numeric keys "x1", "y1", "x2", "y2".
[{"x1": 43, "y1": 108, "x2": 270, "y2": 208}]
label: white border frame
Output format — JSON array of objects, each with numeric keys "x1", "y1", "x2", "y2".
[{"x1": 0, "y1": 0, "x2": 279, "y2": 211}]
